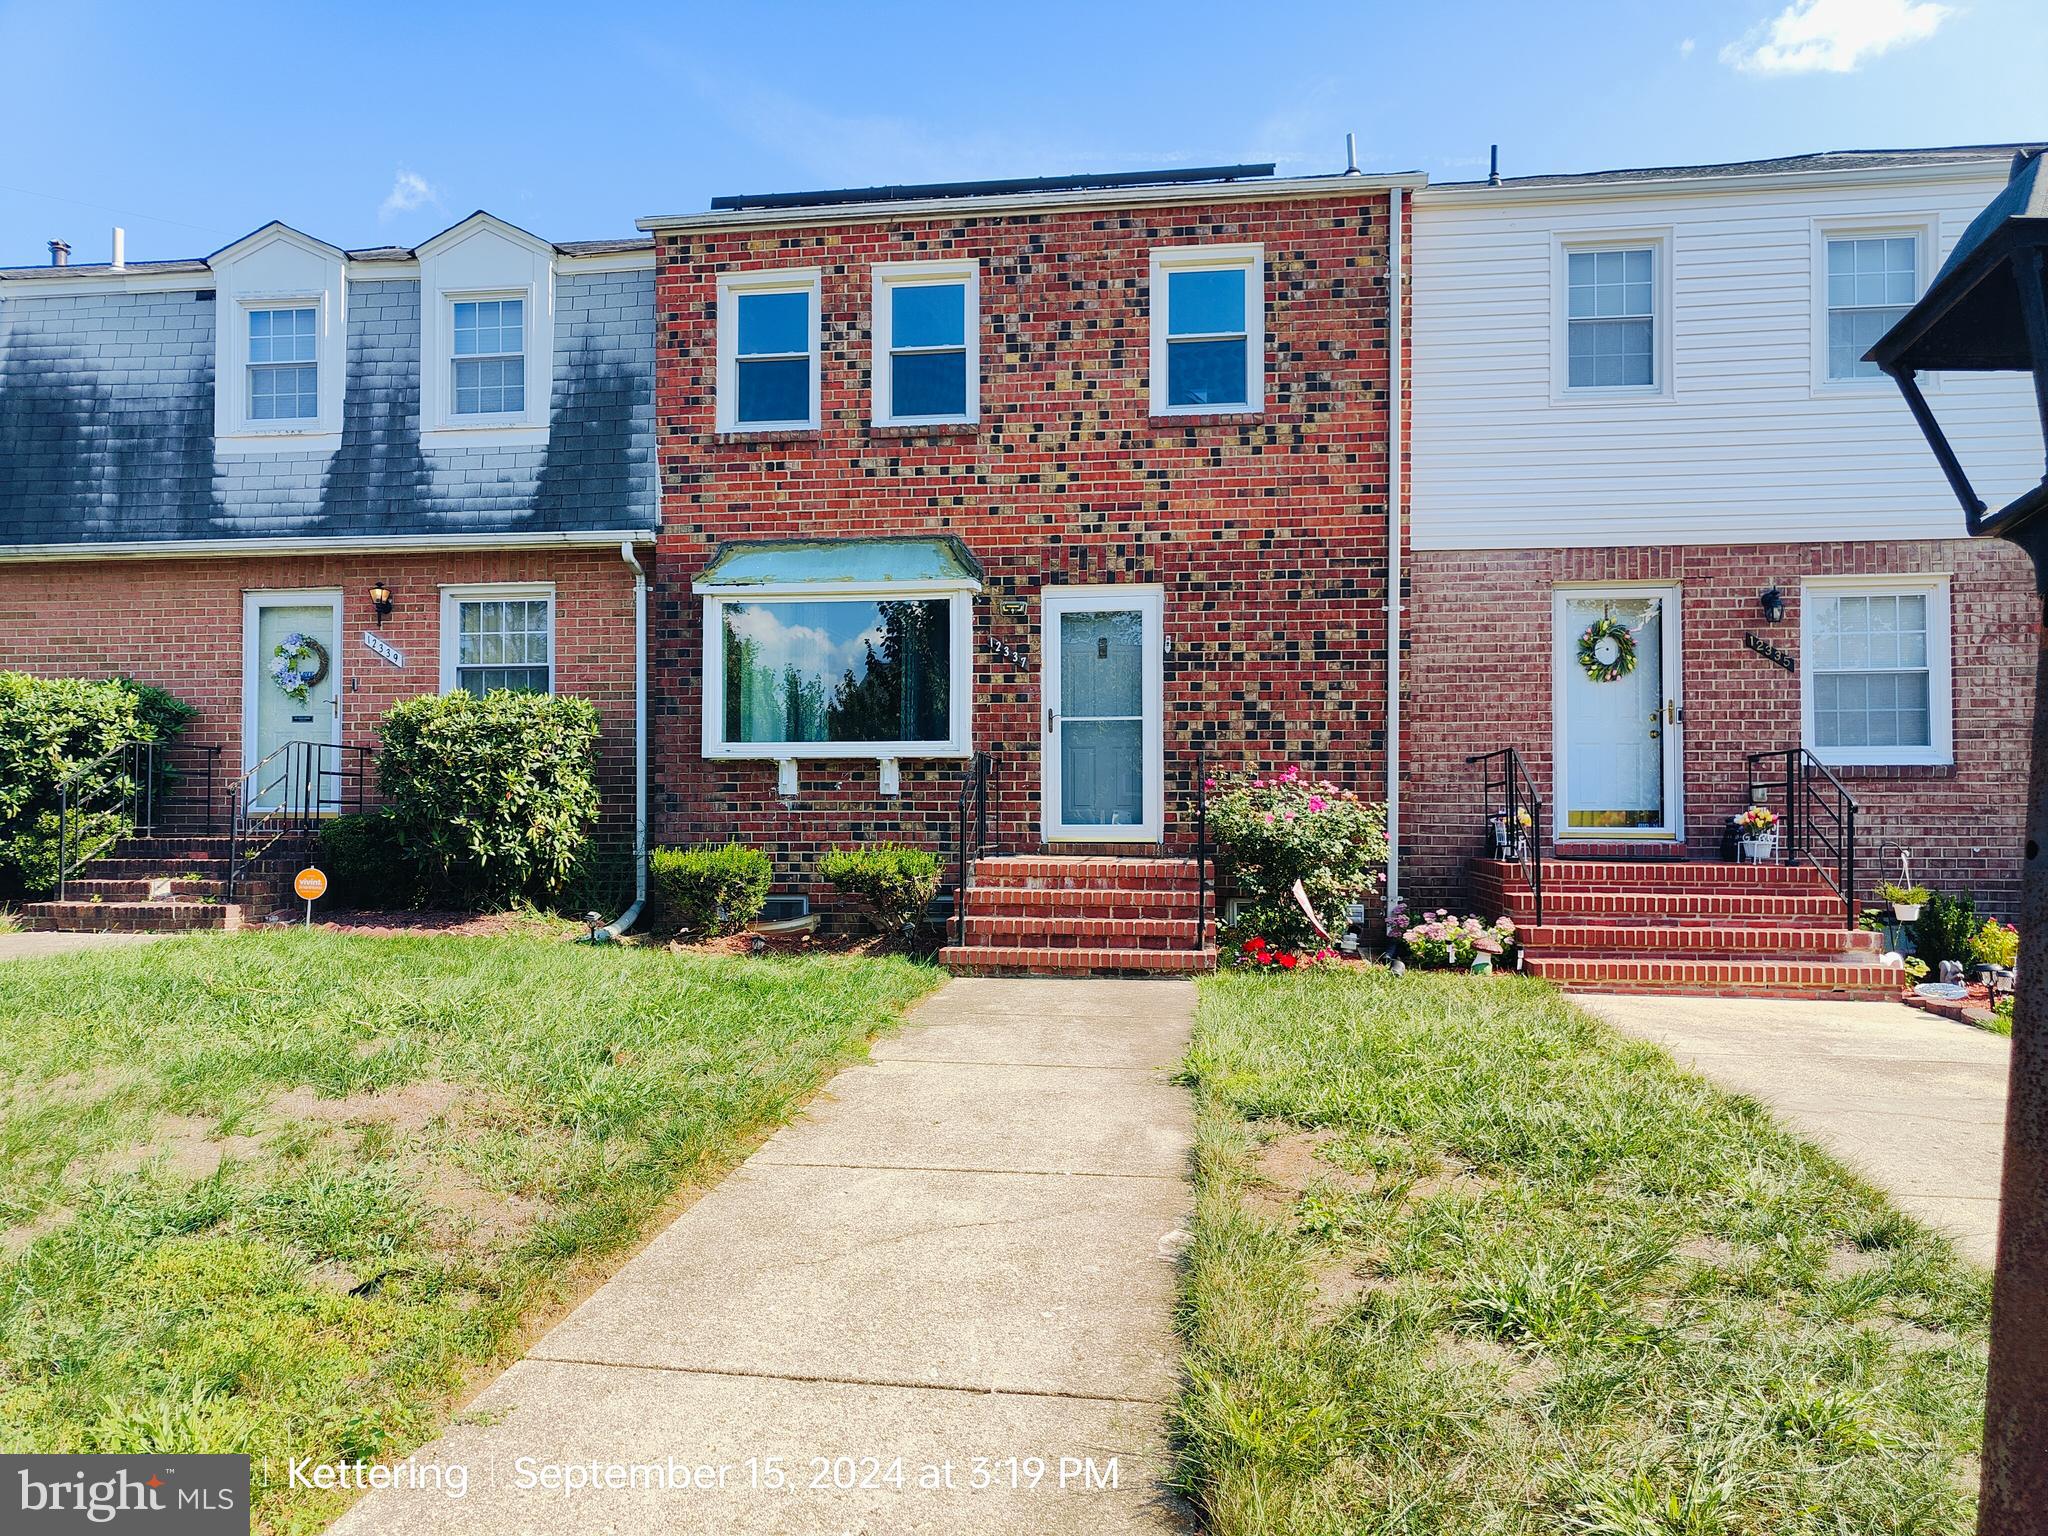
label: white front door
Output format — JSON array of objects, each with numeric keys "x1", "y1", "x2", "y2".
[
  {"x1": 1554, "y1": 586, "x2": 1683, "y2": 839},
  {"x1": 1041, "y1": 586, "x2": 1164, "y2": 842},
  {"x1": 243, "y1": 591, "x2": 343, "y2": 809}
]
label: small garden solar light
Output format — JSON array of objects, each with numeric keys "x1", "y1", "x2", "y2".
[{"x1": 1867, "y1": 145, "x2": 2048, "y2": 1534}]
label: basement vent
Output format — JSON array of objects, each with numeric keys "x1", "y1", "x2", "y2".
[{"x1": 759, "y1": 894, "x2": 811, "y2": 922}]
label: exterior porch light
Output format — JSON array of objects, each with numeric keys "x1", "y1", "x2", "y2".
[
  {"x1": 369, "y1": 582, "x2": 394, "y2": 625},
  {"x1": 1758, "y1": 585, "x2": 1785, "y2": 624},
  {"x1": 1866, "y1": 145, "x2": 2048, "y2": 1535}
]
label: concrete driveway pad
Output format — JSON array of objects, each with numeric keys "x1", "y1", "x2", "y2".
[
  {"x1": 332, "y1": 977, "x2": 1197, "y2": 1534},
  {"x1": 1580, "y1": 994, "x2": 2009, "y2": 1266}
]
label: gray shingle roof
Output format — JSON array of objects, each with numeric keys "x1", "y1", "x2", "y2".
[{"x1": 1435, "y1": 143, "x2": 2045, "y2": 192}]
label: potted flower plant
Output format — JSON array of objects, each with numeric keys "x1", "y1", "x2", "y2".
[
  {"x1": 1733, "y1": 805, "x2": 1779, "y2": 863},
  {"x1": 1877, "y1": 881, "x2": 1931, "y2": 924}
]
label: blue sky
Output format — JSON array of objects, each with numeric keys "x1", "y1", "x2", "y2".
[{"x1": 1, "y1": 0, "x2": 2042, "y2": 267}]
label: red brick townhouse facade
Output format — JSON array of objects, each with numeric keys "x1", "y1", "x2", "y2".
[
  {"x1": 0, "y1": 213, "x2": 658, "y2": 900},
  {"x1": 1404, "y1": 146, "x2": 2042, "y2": 934},
  {"x1": 637, "y1": 166, "x2": 1417, "y2": 934}
]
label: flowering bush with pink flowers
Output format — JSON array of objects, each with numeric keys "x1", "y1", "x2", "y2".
[
  {"x1": 1209, "y1": 764, "x2": 1387, "y2": 951},
  {"x1": 1388, "y1": 903, "x2": 1518, "y2": 969}
]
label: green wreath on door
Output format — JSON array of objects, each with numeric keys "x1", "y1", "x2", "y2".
[{"x1": 1577, "y1": 617, "x2": 1638, "y2": 684}]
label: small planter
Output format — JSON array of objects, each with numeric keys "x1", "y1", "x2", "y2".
[
  {"x1": 1738, "y1": 831, "x2": 1778, "y2": 864},
  {"x1": 1890, "y1": 902, "x2": 1923, "y2": 923}
]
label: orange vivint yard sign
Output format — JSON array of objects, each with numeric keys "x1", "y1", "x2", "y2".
[{"x1": 293, "y1": 868, "x2": 327, "y2": 923}]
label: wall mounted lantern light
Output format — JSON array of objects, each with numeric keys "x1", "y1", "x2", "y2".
[
  {"x1": 369, "y1": 582, "x2": 394, "y2": 625},
  {"x1": 1758, "y1": 586, "x2": 1785, "y2": 624}
]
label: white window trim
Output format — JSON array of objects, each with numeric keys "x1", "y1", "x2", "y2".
[
  {"x1": 439, "y1": 582, "x2": 557, "y2": 695},
  {"x1": 1799, "y1": 573, "x2": 1953, "y2": 769},
  {"x1": 424, "y1": 285, "x2": 547, "y2": 440},
  {"x1": 871, "y1": 259, "x2": 980, "y2": 426},
  {"x1": 1148, "y1": 244, "x2": 1265, "y2": 417},
  {"x1": 415, "y1": 215, "x2": 558, "y2": 447},
  {"x1": 1550, "y1": 227, "x2": 1675, "y2": 404},
  {"x1": 716, "y1": 267, "x2": 823, "y2": 433},
  {"x1": 696, "y1": 578, "x2": 976, "y2": 761},
  {"x1": 1809, "y1": 215, "x2": 1938, "y2": 395}
]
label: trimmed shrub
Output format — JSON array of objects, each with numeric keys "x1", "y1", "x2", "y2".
[
  {"x1": 317, "y1": 812, "x2": 415, "y2": 909},
  {"x1": 377, "y1": 691, "x2": 601, "y2": 908},
  {"x1": 1911, "y1": 890, "x2": 1980, "y2": 972},
  {"x1": 820, "y1": 844, "x2": 941, "y2": 933},
  {"x1": 650, "y1": 843, "x2": 772, "y2": 936},
  {"x1": 1967, "y1": 917, "x2": 2019, "y2": 972},
  {"x1": 0, "y1": 673, "x2": 194, "y2": 895},
  {"x1": 1210, "y1": 764, "x2": 1388, "y2": 951}
]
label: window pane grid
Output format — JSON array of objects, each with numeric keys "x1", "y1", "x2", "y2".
[
  {"x1": 249, "y1": 363, "x2": 317, "y2": 420},
  {"x1": 247, "y1": 308, "x2": 318, "y2": 420},
  {"x1": 1164, "y1": 265, "x2": 1251, "y2": 409},
  {"x1": 1566, "y1": 248, "x2": 1655, "y2": 389},
  {"x1": 454, "y1": 597, "x2": 550, "y2": 695},
  {"x1": 451, "y1": 299, "x2": 526, "y2": 415},
  {"x1": 1826, "y1": 236, "x2": 1916, "y2": 379},
  {"x1": 1812, "y1": 590, "x2": 1933, "y2": 751}
]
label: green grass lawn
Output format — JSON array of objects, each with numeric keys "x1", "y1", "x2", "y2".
[
  {"x1": 0, "y1": 929, "x2": 939, "y2": 1533},
  {"x1": 1176, "y1": 967, "x2": 1990, "y2": 1535}
]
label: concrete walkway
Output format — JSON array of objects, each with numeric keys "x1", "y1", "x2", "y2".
[
  {"x1": 0, "y1": 931, "x2": 155, "y2": 961},
  {"x1": 332, "y1": 977, "x2": 1196, "y2": 1535},
  {"x1": 1580, "y1": 994, "x2": 2009, "y2": 1266}
]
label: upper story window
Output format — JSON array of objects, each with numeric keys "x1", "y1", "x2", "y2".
[
  {"x1": 247, "y1": 306, "x2": 318, "y2": 420},
  {"x1": 717, "y1": 269, "x2": 821, "y2": 432},
  {"x1": 451, "y1": 298, "x2": 526, "y2": 415},
  {"x1": 1825, "y1": 235, "x2": 1918, "y2": 381},
  {"x1": 1150, "y1": 245, "x2": 1264, "y2": 415},
  {"x1": 441, "y1": 584, "x2": 554, "y2": 695},
  {"x1": 873, "y1": 261, "x2": 978, "y2": 425},
  {"x1": 1801, "y1": 577, "x2": 1953, "y2": 767},
  {"x1": 1566, "y1": 247, "x2": 1655, "y2": 389}
]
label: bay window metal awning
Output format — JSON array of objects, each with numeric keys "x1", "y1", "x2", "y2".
[{"x1": 692, "y1": 536, "x2": 984, "y2": 594}]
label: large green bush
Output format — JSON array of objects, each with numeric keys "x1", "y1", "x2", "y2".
[
  {"x1": 0, "y1": 673, "x2": 194, "y2": 894},
  {"x1": 1912, "y1": 889, "x2": 1980, "y2": 971},
  {"x1": 1209, "y1": 764, "x2": 1388, "y2": 951},
  {"x1": 650, "y1": 843, "x2": 773, "y2": 936},
  {"x1": 820, "y1": 844, "x2": 940, "y2": 933},
  {"x1": 377, "y1": 691, "x2": 601, "y2": 908},
  {"x1": 316, "y1": 812, "x2": 415, "y2": 909}
]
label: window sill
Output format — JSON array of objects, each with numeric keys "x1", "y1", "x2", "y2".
[
  {"x1": 423, "y1": 423, "x2": 548, "y2": 450},
  {"x1": 1148, "y1": 410, "x2": 1264, "y2": 428},
  {"x1": 713, "y1": 429, "x2": 823, "y2": 446},
  {"x1": 868, "y1": 421, "x2": 979, "y2": 440},
  {"x1": 216, "y1": 430, "x2": 342, "y2": 456},
  {"x1": 708, "y1": 748, "x2": 970, "y2": 762}
]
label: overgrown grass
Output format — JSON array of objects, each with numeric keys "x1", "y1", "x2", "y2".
[
  {"x1": 1176, "y1": 966, "x2": 1990, "y2": 1535},
  {"x1": 0, "y1": 929, "x2": 938, "y2": 1533}
]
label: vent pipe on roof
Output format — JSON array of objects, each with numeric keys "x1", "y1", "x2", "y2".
[
  {"x1": 48, "y1": 239, "x2": 70, "y2": 267},
  {"x1": 110, "y1": 227, "x2": 125, "y2": 270},
  {"x1": 1344, "y1": 133, "x2": 1362, "y2": 176},
  {"x1": 1488, "y1": 146, "x2": 1502, "y2": 186}
]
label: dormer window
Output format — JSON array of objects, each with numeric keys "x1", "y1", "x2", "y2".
[
  {"x1": 247, "y1": 306, "x2": 318, "y2": 420},
  {"x1": 452, "y1": 299, "x2": 526, "y2": 415}
]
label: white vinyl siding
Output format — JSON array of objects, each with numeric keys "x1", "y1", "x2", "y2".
[{"x1": 1411, "y1": 168, "x2": 2039, "y2": 549}]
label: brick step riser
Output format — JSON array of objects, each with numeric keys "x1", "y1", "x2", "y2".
[
  {"x1": 20, "y1": 902, "x2": 240, "y2": 933},
  {"x1": 1495, "y1": 899, "x2": 1849, "y2": 925},
  {"x1": 1546, "y1": 980, "x2": 1902, "y2": 1001},
  {"x1": 967, "y1": 876, "x2": 1204, "y2": 896},
  {"x1": 1519, "y1": 927, "x2": 1878, "y2": 956},
  {"x1": 59, "y1": 878, "x2": 228, "y2": 902},
  {"x1": 1524, "y1": 957, "x2": 1889, "y2": 988},
  {"x1": 938, "y1": 944, "x2": 1217, "y2": 976},
  {"x1": 963, "y1": 922, "x2": 1203, "y2": 949},
  {"x1": 1476, "y1": 862, "x2": 1838, "y2": 890},
  {"x1": 966, "y1": 894, "x2": 1198, "y2": 919}
]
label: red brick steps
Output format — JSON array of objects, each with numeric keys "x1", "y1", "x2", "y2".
[
  {"x1": 942, "y1": 855, "x2": 1217, "y2": 976},
  {"x1": 20, "y1": 831, "x2": 277, "y2": 934},
  {"x1": 18, "y1": 899, "x2": 238, "y2": 933},
  {"x1": 1470, "y1": 855, "x2": 1895, "y2": 1000}
]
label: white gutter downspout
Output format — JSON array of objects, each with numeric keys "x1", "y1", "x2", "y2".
[
  {"x1": 598, "y1": 539, "x2": 649, "y2": 940},
  {"x1": 1385, "y1": 185, "x2": 1404, "y2": 910}
]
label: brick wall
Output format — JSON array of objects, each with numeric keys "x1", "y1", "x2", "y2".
[
  {"x1": 650, "y1": 192, "x2": 1403, "y2": 902},
  {"x1": 1401, "y1": 538, "x2": 2036, "y2": 916},
  {"x1": 0, "y1": 548, "x2": 640, "y2": 841}
]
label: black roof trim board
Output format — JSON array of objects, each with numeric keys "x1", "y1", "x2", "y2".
[{"x1": 708, "y1": 164, "x2": 1278, "y2": 212}]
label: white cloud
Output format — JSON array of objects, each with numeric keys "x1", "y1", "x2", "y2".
[
  {"x1": 378, "y1": 169, "x2": 440, "y2": 223},
  {"x1": 1721, "y1": 0, "x2": 1955, "y2": 75},
  {"x1": 1679, "y1": 37, "x2": 1696, "y2": 57}
]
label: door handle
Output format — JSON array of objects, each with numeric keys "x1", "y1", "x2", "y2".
[{"x1": 1046, "y1": 707, "x2": 1057, "y2": 733}]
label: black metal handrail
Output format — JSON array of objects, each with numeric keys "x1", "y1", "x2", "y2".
[
  {"x1": 1464, "y1": 746, "x2": 1543, "y2": 924},
  {"x1": 56, "y1": 740, "x2": 150, "y2": 900},
  {"x1": 1746, "y1": 746, "x2": 1859, "y2": 926},
  {"x1": 1193, "y1": 746, "x2": 1212, "y2": 950},
  {"x1": 952, "y1": 751, "x2": 992, "y2": 945},
  {"x1": 227, "y1": 740, "x2": 373, "y2": 903}
]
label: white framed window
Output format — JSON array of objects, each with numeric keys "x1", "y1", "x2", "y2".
[
  {"x1": 1552, "y1": 230, "x2": 1672, "y2": 401},
  {"x1": 440, "y1": 584, "x2": 555, "y2": 696},
  {"x1": 1812, "y1": 220, "x2": 1933, "y2": 388},
  {"x1": 451, "y1": 297, "x2": 526, "y2": 415},
  {"x1": 717, "y1": 268, "x2": 821, "y2": 432},
  {"x1": 1149, "y1": 245, "x2": 1264, "y2": 415},
  {"x1": 247, "y1": 306, "x2": 319, "y2": 420},
  {"x1": 695, "y1": 539, "x2": 981, "y2": 760},
  {"x1": 872, "y1": 260, "x2": 979, "y2": 425},
  {"x1": 1800, "y1": 576, "x2": 1953, "y2": 768}
]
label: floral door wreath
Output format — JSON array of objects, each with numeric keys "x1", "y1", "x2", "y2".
[
  {"x1": 1577, "y1": 616, "x2": 1638, "y2": 683},
  {"x1": 269, "y1": 632, "x2": 330, "y2": 704}
]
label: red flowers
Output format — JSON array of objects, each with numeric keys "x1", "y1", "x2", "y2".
[{"x1": 1235, "y1": 936, "x2": 1339, "y2": 972}]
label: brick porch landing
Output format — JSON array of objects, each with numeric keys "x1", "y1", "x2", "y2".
[
  {"x1": 1471, "y1": 857, "x2": 1896, "y2": 1000},
  {"x1": 940, "y1": 856, "x2": 1218, "y2": 976}
]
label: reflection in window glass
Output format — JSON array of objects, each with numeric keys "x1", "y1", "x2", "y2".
[
  {"x1": 1811, "y1": 590, "x2": 1931, "y2": 749},
  {"x1": 722, "y1": 598, "x2": 950, "y2": 744},
  {"x1": 455, "y1": 597, "x2": 551, "y2": 693},
  {"x1": 1566, "y1": 248, "x2": 1655, "y2": 388},
  {"x1": 735, "y1": 288, "x2": 813, "y2": 424},
  {"x1": 1826, "y1": 236, "x2": 1917, "y2": 380},
  {"x1": 1164, "y1": 265, "x2": 1250, "y2": 408}
]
